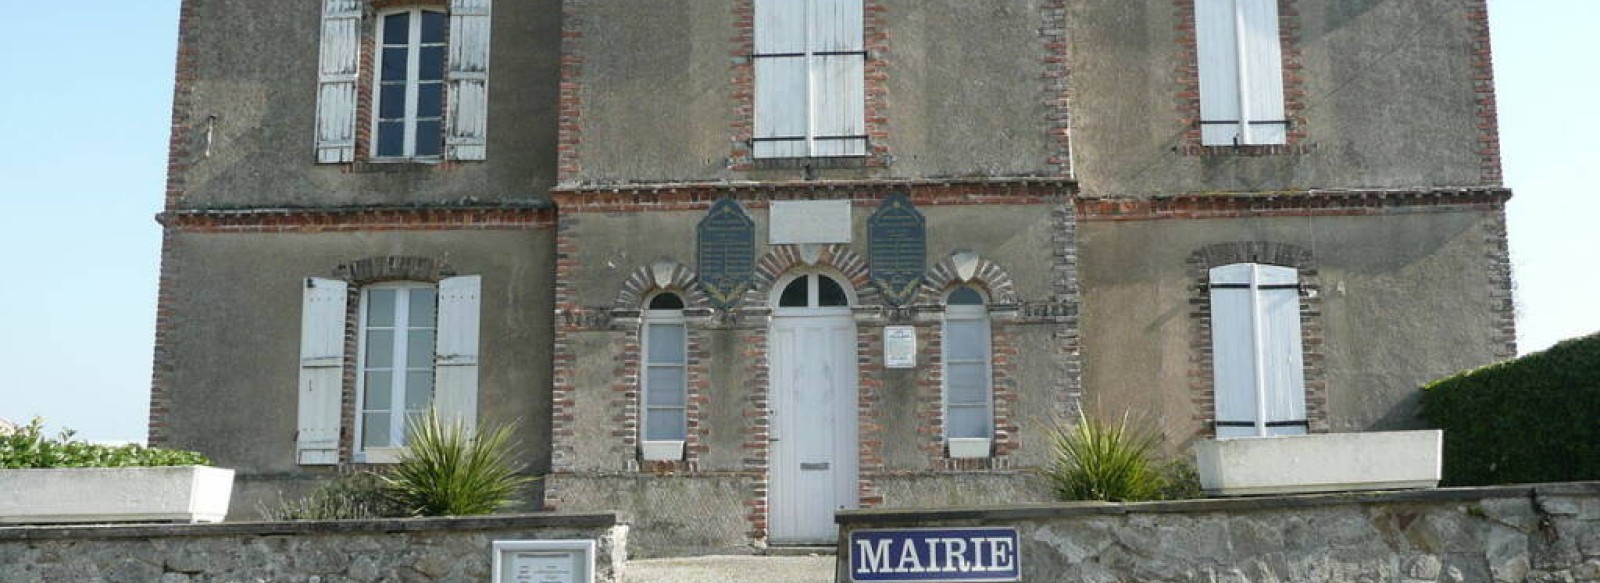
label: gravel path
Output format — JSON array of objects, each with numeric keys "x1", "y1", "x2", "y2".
[{"x1": 624, "y1": 555, "x2": 835, "y2": 583}]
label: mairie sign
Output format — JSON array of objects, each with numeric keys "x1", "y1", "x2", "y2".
[{"x1": 848, "y1": 527, "x2": 1020, "y2": 582}]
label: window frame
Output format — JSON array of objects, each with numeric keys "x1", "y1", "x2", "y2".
[
  {"x1": 942, "y1": 286, "x2": 993, "y2": 458},
  {"x1": 1207, "y1": 263, "x2": 1308, "y2": 439},
  {"x1": 354, "y1": 281, "x2": 439, "y2": 462},
  {"x1": 371, "y1": 7, "x2": 449, "y2": 161},
  {"x1": 751, "y1": 0, "x2": 868, "y2": 159},
  {"x1": 640, "y1": 295, "x2": 689, "y2": 461}
]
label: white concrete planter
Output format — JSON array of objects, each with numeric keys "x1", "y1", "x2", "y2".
[
  {"x1": 0, "y1": 466, "x2": 234, "y2": 524},
  {"x1": 1194, "y1": 430, "x2": 1442, "y2": 496}
]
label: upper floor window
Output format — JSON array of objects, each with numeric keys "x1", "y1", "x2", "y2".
[
  {"x1": 1195, "y1": 0, "x2": 1287, "y2": 146},
  {"x1": 752, "y1": 0, "x2": 866, "y2": 158},
  {"x1": 943, "y1": 286, "x2": 992, "y2": 458},
  {"x1": 1208, "y1": 263, "x2": 1306, "y2": 438},
  {"x1": 375, "y1": 9, "x2": 448, "y2": 159},
  {"x1": 315, "y1": 0, "x2": 493, "y2": 163},
  {"x1": 641, "y1": 293, "x2": 688, "y2": 460}
]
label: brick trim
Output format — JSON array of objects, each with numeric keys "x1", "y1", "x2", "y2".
[
  {"x1": 163, "y1": 0, "x2": 200, "y2": 211},
  {"x1": 552, "y1": 178, "x2": 1075, "y2": 213},
  {"x1": 1483, "y1": 205, "x2": 1517, "y2": 359},
  {"x1": 1041, "y1": 0, "x2": 1072, "y2": 175},
  {"x1": 157, "y1": 205, "x2": 556, "y2": 232},
  {"x1": 727, "y1": 0, "x2": 892, "y2": 170},
  {"x1": 334, "y1": 255, "x2": 454, "y2": 284},
  {"x1": 1173, "y1": 0, "x2": 1310, "y2": 156},
  {"x1": 1078, "y1": 188, "x2": 1513, "y2": 221},
  {"x1": 1467, "y1": 0, "x2": 1503, "y2": 185},
  {"x1": 147, "y1": 229, "x2": 182, "y2": 446},
  {"x1": 1185, "y1": 242, "x2": 1328, "y2": 443},
  {"x1": 611, "y1": 262, "x2": 709, "y2": 313},
  {"x1": 917, "y1": 252, "x2": 1020, "y2": 307},
  {"x1": 556, "y1": 0, "x2": 583, "y2": 181}
]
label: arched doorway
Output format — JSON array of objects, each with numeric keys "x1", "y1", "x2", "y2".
[{"x1": 768, "y1": 272, "x2": 860, "y2": 544}]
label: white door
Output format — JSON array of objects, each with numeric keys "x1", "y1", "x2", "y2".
[{"x1": 769, "y1": 274, "x2": 859, "y2": 544}]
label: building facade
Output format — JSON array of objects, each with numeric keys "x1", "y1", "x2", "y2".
[{"x1": 151, "y1": 0, "x2": 1513, "y2": 554}]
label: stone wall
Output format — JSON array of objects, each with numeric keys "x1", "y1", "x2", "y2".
[
  {"x1": 836, "y1": 482, "x2": 1600, "y2": 582},
  {"x1": 0, "y1": 513, "x2": 625, "y2": 583}
]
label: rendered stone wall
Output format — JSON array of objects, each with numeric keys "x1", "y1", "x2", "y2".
[
  {"x1": 0, "y1": 513, "x2": 625, "y2": 583},
  {"x1": 836, "y1": 483, "x2": 1600, "y2": 582}
]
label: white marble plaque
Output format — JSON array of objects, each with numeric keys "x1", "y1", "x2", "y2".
[
  {"x1": 885, "y1": 326, "x2": 917, "y2": 369},
  {"x1": 770, "y1": 200, "x2": 852, "y2": 244},
  {"x1": 494, "y1": 540, "x2": 595, "y2": 583}
]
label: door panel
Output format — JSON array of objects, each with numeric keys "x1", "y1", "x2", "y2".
[{"x1": 770, "y1": 314, "x2": 858, "y2": 543}]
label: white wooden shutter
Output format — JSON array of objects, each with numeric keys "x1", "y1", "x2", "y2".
[
  {"x1": 810, "y1": 0, "x2": 865, "y2": 156},
  {"x1": 315, "y1": 0, "x2": 361, "y2": 163},
  {"x1": 434, "y1": 275, "x2": 481, "y2": 435},
  {"x1": 297, "y1": 278, "x2": 348, "y2": 464},
  {"x1": 1209, "y1": 264, "x2": 1258, "y2": 438},
  {"x1": 446, "y1": 0, "x2": 492, "y2": 161},
  {"x1": 1257, "y1": 266, "x2": 1306, "y2": 436},
  {"x1": 1240, "y1": 0, "x2": 1286, "y2": 144},
  {"x1": 754, "y1": 0, "x2": 808, "y2": 158},
  {"x1": 1196, "y1": 0, "x2": 1242, "y2": 146}
]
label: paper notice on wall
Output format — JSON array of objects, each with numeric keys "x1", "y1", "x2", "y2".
[
  {"x1": 510, "y1": 552, "x2": 575, "y2": 583},
  {"x1": 885, "y1": 326, "x2": 917, "y2": 369}
]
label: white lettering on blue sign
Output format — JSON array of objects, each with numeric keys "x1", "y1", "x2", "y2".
[{"x1": 849, "y1": 528, "x2": 1020, "y2": 582}]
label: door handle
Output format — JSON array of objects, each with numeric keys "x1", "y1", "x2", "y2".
[{"x1": 800, "y1": 462, "x2": 830, "y2": 471}]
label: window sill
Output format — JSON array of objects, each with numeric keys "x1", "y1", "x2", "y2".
[
  {"x1": 946, "y1": 437, "x2": 991, "y2": 459},
  {"x1": 358, "y1": 447, "x2": 405, "y2": 464},
  {"x1": 640, "y1": 440, "x2": 685, "y2": 462},
  {"x1": 751, "y1": 156, "x2": 871, "y2": 170}
]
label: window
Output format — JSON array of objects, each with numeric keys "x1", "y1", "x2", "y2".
[
  {"x1": 943, "y1": 286, "x2": 992, "y2": 458},
  {"x1": 315, "y1": 0, "x2": 492, "y2": 163},
  {"x1": 641, "y1": 293, "x2": 688, "y2": 461},
  {"x1": 1195, "y1": 0, "x2": 1287, "y2": 146},
  {"x1": 295, "y1": 276, "x2": 481, "y2": 465},
  {"x1": 1208, "y1": 263, "x2": 1306, "y2": 438},
  {"x1": 374, "y1": 9, "x2": 448, "y2": 159},
  {"x1": 357, "y1": 283, "x2": 437, "y2": 453},
  {"x1": 753, "y1": 0, "x2": 866, "y2": 158}
]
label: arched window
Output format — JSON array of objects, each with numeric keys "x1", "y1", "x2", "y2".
[
  {"x1": 776, "y1": 273, "x2": 852, "y2": 308},
  {"x1": 1208, "y1": 263, "x2": 1307, "y2": 438},
  {"x1": 943, "y1": 285, "x2": 992, "y2": 458},
  {"x1": 641, "y1": 292, "x2": 688, "y2": 460}
]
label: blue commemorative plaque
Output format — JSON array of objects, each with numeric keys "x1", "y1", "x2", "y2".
[
  {"x1": 869, "y1": 194, "x2": 927, "y2": 306},
  {"x1": 849, "y1": 527, "x2": 1021, "y2": 582},
  {"x1": 697, "y1": 198, "x2": 756, "y2": 310}
]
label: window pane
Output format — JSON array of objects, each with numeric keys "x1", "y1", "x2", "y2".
[
  {"x1": 945, "y1": 320, "x2": 988, "y2": 361},
  {"x1": 377, "y1": 122, "x2": 405, "y2": 157},
  {"x1": 419, "y1": 47, "x2": 447, "y2": 81},
  {"x1": 379, "y1": 84, "x2": 407, "y2": 120},
  {"x1": 382, "y1": 13, "x2": 410, "y2": 46},
  {"x1": 405, "y1": 371, "x2": 434, "y2": 411},
  {"x1": 402, "y1": 410, "x2": 428, "y2": 445},
  {"x1": 648, "y1": 324, "x2": 685, "y2": 364},
  {"x1": 420, "y1": 11, "x2": 447, "y2": 43},
  {"x1": 409, "y1": 288, "x2": 437, "y2": 328},
  {"x1": 365, "y1": 330, "x2": 395, "y2": 368},
  {"x1": 367, "y1": 290, "x2": 396, "y2": 327},
  {"x1": 817, "y1": 276, "x2": 849, "y2": 306},
  {"x1": 363, "y1": 372, "x2": 393, "y2": 409},
  {"x1": 779, "y1": 277, "x2": 807, "y2": 307},
  {"x1": 415, "y1": 121, "x2": 443, "y2": 157},
  {"x1": 381, "y1": 48, "x2": 409, "y2": 82},
  {"x1": 946, "y1": 363, "x2": 988, "y2": 404},
  {"x1": 417, "y1": 83, "x2": 444, "y2": 118},
  {"x1": 948, "y1": 287, "x2": 984, "y2": 306},
  {"x1": 649, "y1": 293, "x2": 684, "y2": 310},
  {"x1": 947, "y1": 406, "x2": 989, "y2": 439},
  {"x1": 362, "y1": 412, "x2": 391, "y2": 448},
  {"x1": 407, "y1": 330, "x2": 435, "y2": 368},
  {"x1": 646, "y1": 367, "x2": 686, "y2": 407},
  {"x1": 646, "y1": 409, "x2": 686, "y2": 441}
]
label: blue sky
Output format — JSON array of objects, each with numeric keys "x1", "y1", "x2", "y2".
[{"x1": 0, "y1": 1, "x2": 1593, "y2": 443}]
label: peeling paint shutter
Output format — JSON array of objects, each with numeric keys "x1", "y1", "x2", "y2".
[
  {"x1": 434, "y1": 276, "x2": 481, "y2": 435},
  {"x1": 1196, "y1": 0, "x2": 1242, "y2": 146},
  {"x1": 446, "y1": 0, "x2": 492, "y2": 161},
  {"x1": 754, "y1": 0, "x2": 808, "y2": 158},
  {"x1": 297, "y1": 278, "x2": 348, "y2": 464},
  {"x1": 315, "y1": 0, "x2": 361, "y2": 163},
  {"x1": 1239, "y1": 0, "x2": 1286, "y2": 144},
  {"x1": 1209, "y1": 265, "x2": 1258, "y2": 438},
  {"x1": 810, "y1": 0, "x2": 865, "y2": 157},
  {"x1": 1257, "y1": 267, "x2": 1306, "y2": 436}
]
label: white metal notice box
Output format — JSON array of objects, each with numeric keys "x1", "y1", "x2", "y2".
[
  {"x1": 770, "y1": 200, "x2": 853, "y2": 244},
  {"x1": 493, "y1": 540, "x2": 596, "y2": 583}
]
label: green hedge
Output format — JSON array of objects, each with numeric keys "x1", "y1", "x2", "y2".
[
  {"x1": 1419, "y1": 332, "x2": 1600, "y2": 486},
  {"x1": 0, "y1": 418, "x2": 210, "y2": 469}
]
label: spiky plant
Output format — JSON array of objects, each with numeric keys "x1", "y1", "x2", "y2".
[
  {"x1": 384, "y1": 412, "x2": 535, "y2": 516},
  {"x1": 1046, "y1": 410, "x2": 1166, "y2": 502}
]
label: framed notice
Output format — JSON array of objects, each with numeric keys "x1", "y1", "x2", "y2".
[
  {"x1": 885, "y1": 326, "x2": 917, "y2": 369},
  {"x1": 493, "y1": 540, "x2": 596, "y2": 583}
]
